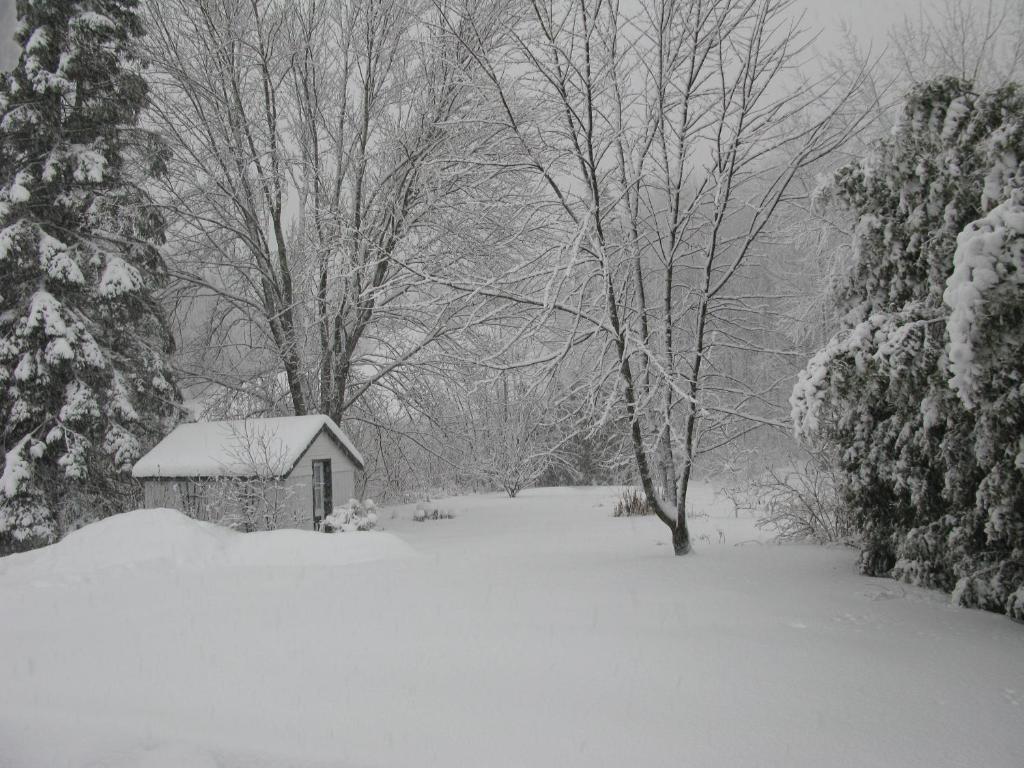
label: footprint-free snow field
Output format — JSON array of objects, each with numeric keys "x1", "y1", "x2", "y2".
[{"x1": 1, "y1": 485, "x2": 1021, "y2": 767}]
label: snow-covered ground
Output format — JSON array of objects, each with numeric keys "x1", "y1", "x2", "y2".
[{"x1": 1, "y1": 484, "x2": 1021, "y2": 767}]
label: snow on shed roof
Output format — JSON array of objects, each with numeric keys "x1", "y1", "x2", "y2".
[{"x1": 132, "y1": 415, "x2": 364, "y2": 479}]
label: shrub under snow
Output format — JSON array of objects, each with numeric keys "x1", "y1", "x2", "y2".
[
  {"x1": 413, "y1": 503, "x2": 455, "y2": 522},
  {"x1": 727, "y1": 448, "x2": 852, "y2": 544},
  {"x1": 793, "y1": 79, "x2": 1024, "y2": 618},
  {"x1": 323, "y1": 499, "x2": 378, "y2": 533}
]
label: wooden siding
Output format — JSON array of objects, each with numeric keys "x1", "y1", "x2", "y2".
[{"x1": 141, "y1": 428, "x2": 359, "y2": 531}]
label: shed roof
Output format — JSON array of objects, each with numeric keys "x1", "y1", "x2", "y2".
[{"x1": 132, "y1": 415, "x2": 365, "y2": 479}]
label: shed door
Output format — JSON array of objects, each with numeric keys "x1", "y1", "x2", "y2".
[{"x1": 312, "y1": 459, "x2": 332, "y2": 529}]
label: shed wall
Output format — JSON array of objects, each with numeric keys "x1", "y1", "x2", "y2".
[
  {"x1": 142, "y1": 478, "x2": 295, "y2": 529},
  {"x1": 285, "y1": 430, "x2": 357, "y2": 527}
]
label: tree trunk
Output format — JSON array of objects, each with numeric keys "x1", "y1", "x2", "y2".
[{"x1": 672, "y1": 515, "x2": 692, "y2": 555}]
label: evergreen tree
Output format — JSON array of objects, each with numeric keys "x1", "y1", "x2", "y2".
[
  {"x1": 940, "y1": 187, "x2": 1024, "y2": 615},
  {"x1": 0, "y1": 0, "x2": 177, "y2": 548},
  {"x1": 792, "y1": 79, "x2": 1024, "y2": 618}
]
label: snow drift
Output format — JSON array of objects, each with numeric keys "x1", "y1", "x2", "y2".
[{"x1": 0, "y1": 508, "x2": 413, "y2": 583}]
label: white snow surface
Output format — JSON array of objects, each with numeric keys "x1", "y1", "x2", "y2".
[
  {"x1": 1, "y1": 485, "x2": 1022, "y2": 767},
  {"x1": 0, "y1": 508, "x2": 413, "y2": 584},
  {"x1": 131, "y1": 414, "x2": 364, "y2": 478}
]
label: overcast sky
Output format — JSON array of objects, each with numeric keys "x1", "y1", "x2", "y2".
[{"x1": 0, "y1": 0, "x2": 926, "y2": 75}]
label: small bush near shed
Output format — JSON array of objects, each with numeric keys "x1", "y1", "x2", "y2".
[
  {"x1": 413, "y1": 503, "x2": 455, "y2": 522},
  {"x1": 324, "y1": 499, "x2": 378, "y2": 532}
]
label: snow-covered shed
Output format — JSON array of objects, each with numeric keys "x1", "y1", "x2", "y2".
[{"x1": 132, "y1": 415, "x2": 365, "y2": 531}]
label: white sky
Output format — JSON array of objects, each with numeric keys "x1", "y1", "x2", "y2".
[
  {"x1": 798, "y1": 0, "x2": 918, "y2": 49},
  {"x1": 0, "y1": 0, "x2": 920, "y2": 72}
]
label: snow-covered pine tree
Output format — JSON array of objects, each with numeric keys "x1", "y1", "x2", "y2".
[
  {"x1": 791, "y1": 79, "x2": 1024, "y2": 618},
  {"x1": 0, "y1": 0, "x2": 177, "y2": 549}
]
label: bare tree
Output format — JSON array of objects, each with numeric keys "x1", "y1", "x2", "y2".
[
  {"x1": 142, "y1": 0, "x2": 521, "y2": 428},
  {"x1": 455, "y1": 370, "x2": 568, "y2": 497},
  {"x1": 143, "y1": 0, "x2": 309, "y2": 413},
  {"x1": 440, "y1": 0, "x2": 867, "y2": 553}
]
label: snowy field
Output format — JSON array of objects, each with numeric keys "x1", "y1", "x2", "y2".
[{"x1": 1, "y1": 484, "x2": 1022, "y2": 768}]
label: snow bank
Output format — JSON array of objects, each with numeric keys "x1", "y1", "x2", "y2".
[
  {"x1": 0, "y1": 508, "x2": 413, "y2": 583},
  {"x1": 0, "y1": 508, "x2": 230, "y2": 581}
]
